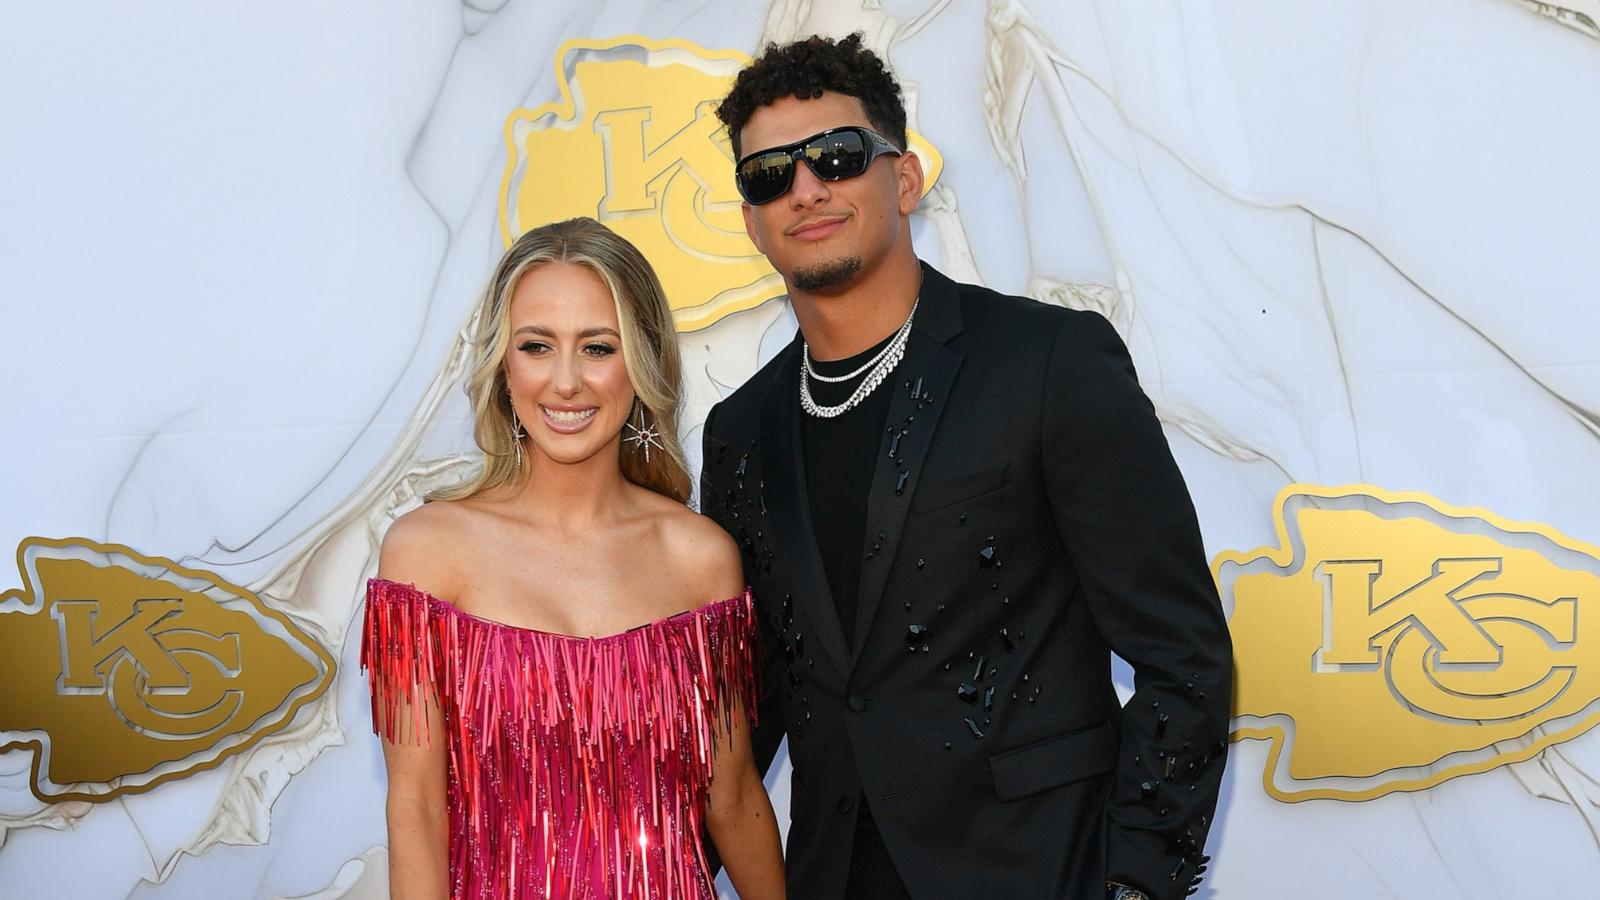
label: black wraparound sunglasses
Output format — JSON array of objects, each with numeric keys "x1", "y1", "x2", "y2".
[{"x1": 734, "y1": 126, "x2": 904, "y2": 205}]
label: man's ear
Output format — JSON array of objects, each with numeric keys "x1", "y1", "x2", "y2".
[
  {"x1": 896, "y1": 150, "x2": 925, "y2": 216},
  {"x1": 741, "y1": 201, "x2": 763, "y2": 253}
]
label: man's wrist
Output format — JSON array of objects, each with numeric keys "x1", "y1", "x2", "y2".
[{"x1": 1106, "y1": 882, "x2": 1150, "y2": 900}]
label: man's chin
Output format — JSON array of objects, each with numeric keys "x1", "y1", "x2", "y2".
[{"x1": 791, "y1": 256, "x2": 863, "y2": 293}]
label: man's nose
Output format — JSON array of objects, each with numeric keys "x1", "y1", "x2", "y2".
[{"x1": 787, "y1": 158, "x2": 833, "y2": 208}]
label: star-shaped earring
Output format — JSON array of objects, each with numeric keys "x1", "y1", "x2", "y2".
[{"x1": 623, "y1": 404, "x2": 664, "y2": 463}]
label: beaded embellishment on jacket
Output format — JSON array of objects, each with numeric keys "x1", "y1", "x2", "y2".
[{"x1": 361, "y1": 578, "x2": 759, "y2": 900}]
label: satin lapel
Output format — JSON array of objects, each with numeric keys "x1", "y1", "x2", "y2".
[
  {"x1": 851, "y1": 265, "x2": 966, "y2": 663},
  {"x1": 759, "y1": 347, "x2": 853, "y2": 674}
]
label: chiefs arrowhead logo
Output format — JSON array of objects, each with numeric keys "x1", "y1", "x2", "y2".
[
  {"x1": 0, "y1": 537, "x2": 336, "y2": 803},
  {"x1": 1218, "y1": 485, "x2": 1600, "y2": 802},
  {"x1": 497, "y1": 35, "x2": 944, "y2": 332}
]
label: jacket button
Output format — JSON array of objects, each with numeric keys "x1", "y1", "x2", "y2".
[
  {"x1": 847, "y1": 693, "x2": 867, "y2": 712},
  {"x1": 836, "y1": 796, "x2": 855, "y2": 814}
]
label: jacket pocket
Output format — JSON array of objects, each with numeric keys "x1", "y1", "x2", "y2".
[
  {"x1": 910, "y1": 462, "x2": 1009, "y2": 513},
  {"x1": 989, "y1": 721, "x2": 1117, "y2": 801}
]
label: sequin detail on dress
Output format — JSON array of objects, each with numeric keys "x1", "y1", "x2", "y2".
[{"x1": 361, "y1": 578, "x2": 759, "y2": 900}]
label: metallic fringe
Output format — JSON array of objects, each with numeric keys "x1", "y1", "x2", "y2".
[{"x1": 360, "y1": 578, "x2": 760, "y2": 899}]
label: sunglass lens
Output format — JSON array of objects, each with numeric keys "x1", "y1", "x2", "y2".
[
  {"x1": 738, "y1": 153, "x2": 794, "y2": 205},
  {"x1": 803, "y1": 129, "x2": 870, "y2": 180}
]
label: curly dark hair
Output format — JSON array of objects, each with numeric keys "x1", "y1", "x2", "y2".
[{"x1": 717, "y1": 32, "x2": 907, "y2": 160}]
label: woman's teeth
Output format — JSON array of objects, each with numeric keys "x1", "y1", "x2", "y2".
[{"x1": 542, "y1": 407, "x2": 596, "y2": 424}]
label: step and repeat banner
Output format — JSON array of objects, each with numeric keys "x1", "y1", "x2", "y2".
[{"x1": 3, "y1": 1, "x2": 1598, "y2": 897}]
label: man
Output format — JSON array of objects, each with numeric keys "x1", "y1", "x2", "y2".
[{"x1": 699, "y1": 33, "x2": 1231, "y2": 900}]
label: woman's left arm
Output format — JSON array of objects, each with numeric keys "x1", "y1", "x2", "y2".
[
  {"x1": 706, "y1": 696, "x2": 785, "y2": 899},
  {"x1": 681, "y1": 512, "x2": 785, "y2": 898}
]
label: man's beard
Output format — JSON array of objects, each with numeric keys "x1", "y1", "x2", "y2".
[{"x1": 791, "y1": 256, "x2": 862, "y2": 292}]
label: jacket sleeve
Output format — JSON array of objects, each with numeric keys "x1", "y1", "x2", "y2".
[
  {"x1": 698, "y1": 402, "x2": 787, "y2": 779},
  {"x1": 1040, "y1": 311, "x2": 1232, "y2": 900}
]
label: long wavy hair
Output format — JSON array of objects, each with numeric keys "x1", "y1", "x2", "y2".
[{"x1": 431, "y1": 217, "x2": 691, "y2": 503}]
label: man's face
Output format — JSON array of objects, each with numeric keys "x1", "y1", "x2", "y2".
[{"x1": 737, "y1": 91, "x2": 921, "y2": 294}]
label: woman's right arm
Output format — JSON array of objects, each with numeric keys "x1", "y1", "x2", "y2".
[
  {"x1": 373, "y1": 512, "x2": 452, "y2": 900},
  {"x1": 380, "y1": 699, "x2": 448, "y2": 899},
  {"x1": 379, "y1": 704, "x2": 448, "y2": 890}
]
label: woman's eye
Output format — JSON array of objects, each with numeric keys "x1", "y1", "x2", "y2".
[
  {"x1": 584, "y1": 343, "x2": 617, "y2": 357},
  {"x1": 517, "y1": 340, "x2": 550, "y2": 354}
]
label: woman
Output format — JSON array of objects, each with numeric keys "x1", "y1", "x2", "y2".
[{"x1": 361, "y1": 217, "x2": 784, "y2": 899}]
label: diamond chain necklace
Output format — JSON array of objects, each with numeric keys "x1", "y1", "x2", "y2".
[
  {"x1": 799, "y1": 297, "x2": 919, "y2": 418},
  {"x1": 803, "y1": 308, "x2": 911, "y2": 383}
]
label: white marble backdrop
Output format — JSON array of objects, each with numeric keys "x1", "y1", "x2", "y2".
[{"x1": 1, "y1": 0, "x2": 1597, "y2": 897}]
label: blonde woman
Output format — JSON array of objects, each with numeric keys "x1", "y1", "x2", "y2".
[{"x1": 362, "y1": 217, "x2": 784, "y2": 899}]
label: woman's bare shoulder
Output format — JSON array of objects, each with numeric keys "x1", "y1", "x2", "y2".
[
  {"x1": 376, "y1": 500, "x2": 483, "y2": 596},
  {"x1": 640, "y1": 494, "x2": 744, "y2": 603}
]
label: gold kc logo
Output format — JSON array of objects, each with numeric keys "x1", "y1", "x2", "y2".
[
  {"x1": 0, "y1": 537, "x2": 335, "y2": 803},
  {"x1": 1219, "y1": 485, "x2": 1600, "y2": 802},
  {"x1": 1314, "y1": 557, "x2": 1577, "y2": 724}
]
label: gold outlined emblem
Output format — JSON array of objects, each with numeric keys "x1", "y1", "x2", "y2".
[
  {"x1": 0, "y1": 537, "x2": 336, "y2": 803},
  {"x1": 497, "y1": 35, "x2": 944, "y2": 332},
  {"x1": 1218, "y1": 485, "x2": 1600, "y2": 802}
]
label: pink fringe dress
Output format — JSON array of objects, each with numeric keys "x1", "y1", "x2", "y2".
[{"x1": 361, "y1": 578, "x2": 759, "y2": 899}]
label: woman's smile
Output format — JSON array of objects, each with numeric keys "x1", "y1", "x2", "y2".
[{"x1": 539, "y1": 404, "x2": 599, "y2": 433}]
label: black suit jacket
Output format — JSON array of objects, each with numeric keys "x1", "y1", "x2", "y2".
[{"x1": 700, "y1": 264, "x2": 1231, "y2": 900}]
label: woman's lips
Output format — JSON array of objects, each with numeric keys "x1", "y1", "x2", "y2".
[{"x1": 539, "y1": 405, "x2": 598, "y2": 433}]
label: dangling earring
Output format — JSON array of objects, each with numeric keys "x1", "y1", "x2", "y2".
[
  {"x1": 622, "y1": 401, "x2": 664, "y2": 464},
  {"x1": 506, "y1": 387, "x2": 526, "y2": 468}
]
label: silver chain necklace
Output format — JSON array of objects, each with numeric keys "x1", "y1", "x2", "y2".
[
  {"x1": 799, "y1": 298, "x2": 918, "y2": 418},
  {"x1": 803, "y1": 308, "x2": 913, "y2": 383}
]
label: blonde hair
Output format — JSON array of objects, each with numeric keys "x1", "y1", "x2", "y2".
[{"x1": 431, "y1": 218, "x2": 691, "y2": 502}]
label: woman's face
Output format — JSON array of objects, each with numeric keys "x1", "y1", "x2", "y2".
[{"x1": 503, "y1": 262, "x2": 636, "y2": 470}]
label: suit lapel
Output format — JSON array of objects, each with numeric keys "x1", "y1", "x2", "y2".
[
  {"x1": 759, "y1": 345, "x2": 853, "y2": 674},
  {"x1": 851, "y1": 265, "x2": 966, "y2": 663}
]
